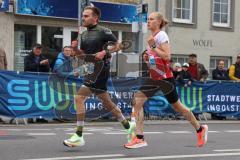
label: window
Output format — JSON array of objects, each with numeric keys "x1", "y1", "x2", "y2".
[
  {"x1": 210, "y1": 56, "x2": 232, "y2": 78},
  {"x1": 171, "y1": 54, "x2": 189, "y2": 65},
  {"x1": 212, "y1": 0, "x2": 231, "y2": 27},
  {"x1": 172, "y1": 0, "x2": 193, "y2": 23},
  {"x1": 122, "y1": 32, "x2": 138, "y2": 53},
  {"x1": 110, "y1": 31, "x2": 138, "y2": 77},
  {"x1": 112, "y1": 31, "x2": 119, "y2": 40},
  {"x1": 71, "y1": 31, "x2": 78, "y2": 42},
  {"x1": 14, "y1": 24, "x2": 37, "y2": 71},
  {"x1": 41, "y1": 26, "x2": 63, "y2": 69}
]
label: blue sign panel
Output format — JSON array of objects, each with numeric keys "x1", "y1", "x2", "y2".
[
  {"x1": 1, "y1": 70, "x2": 240, "y2": 118},
  {"x1": 0, "y1": 0, "x2": 9, "y2": 12},
  {"x1": 92, "y1": 1, "x2": 137, "y2": 23},
  {"x1": 15, "y1": 0, "x2": 137, "y2": 23},
  {"x1": 16, "y1": 0, "x2": 78, "y2": 19}
]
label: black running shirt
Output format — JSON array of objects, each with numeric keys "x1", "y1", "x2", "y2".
[{"x1": 80, "y1": 25, "x2": 117, "y2": 59}]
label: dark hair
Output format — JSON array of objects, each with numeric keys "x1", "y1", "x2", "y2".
[
  {"x1": 71, "y1": 39, "x2": 78, "y2": 42},
  {"x1": 33, "y1": 43, "x2": 42, "y2": 49},
  {"x1": 189, "y1": 53, "x2": 197, "y2": 58},
  {"x1": 84, "y1": 6, "x2": 101, "y2": 20},
  {"x1": 63, "y1": 46, "x2": 72, "y2": 50}
]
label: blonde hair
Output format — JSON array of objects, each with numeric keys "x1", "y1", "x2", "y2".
[{"x1": 152, "y1": 12, "x2": 169, "y2": 29}]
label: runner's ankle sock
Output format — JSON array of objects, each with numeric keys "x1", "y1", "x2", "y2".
[
  {"x1": 76, "y1": 121, "x2": 84, "y2": 137},
  {"x1": 117, "y1": 114, "x2": 130, "y2": 130},
  {"x1": 121, "y1": 119, "x2": 130, "y2": 130},
  {"x1": 131, "y1": 117, "x2": 136, "y2": 123},
  {"x1": 196, "y1": 126, "x2": 203, "y2": 133},
  {"x1": 136, "y1": 134, "x2": 144, "y2": 140}
]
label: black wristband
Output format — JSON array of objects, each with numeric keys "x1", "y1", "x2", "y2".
[
  {"x1": 105, "y1": 49, "x2": 111, "y2": 58},
  {"x1": 150, "y1": 44, "x2": 156, "y2": 49}
]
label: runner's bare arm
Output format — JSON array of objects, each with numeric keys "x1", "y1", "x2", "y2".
[
  {"x1": 154, "y1": 42, "x2": 171, "y2": 61},
  {"x1": 148, "y1": 35, "x2": 170, "y2": 61}
]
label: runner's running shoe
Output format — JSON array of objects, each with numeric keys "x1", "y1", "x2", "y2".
[
  {"x1": 125, "y1": 121, "x2": 136, "y2": 142},
  {"x1": 197, "y1": 125, "x2": 208, "y2": 147},
  {"x1": 124, "y1": 136, "x2": 148, "y2": 149},
  {"x1": 63, "y1": 133, "x2": 85, "y2": 147}
]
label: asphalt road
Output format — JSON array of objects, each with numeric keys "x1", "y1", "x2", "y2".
[{"x1": 0, "y1": 121, "x2": 240, "y2": 160}]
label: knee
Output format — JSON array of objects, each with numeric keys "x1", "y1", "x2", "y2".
[
  {"x1": 102, "y1": 100, "x2": 120, "y2": 111},
  {"x1": 173, "y1": 106, "x2": 183, "y2": 113},
  {"x1": 75, "y1": 95, "x2": 87, "y2": 104},
  {"x1": 172, "y1": 103, "x2": 190, "y2": 114},
  {"x1": 134, "y1": 98, "x2": 145, "y2": 109}
]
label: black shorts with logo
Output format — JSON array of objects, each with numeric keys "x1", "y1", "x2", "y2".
[
  {"x1": 139, "y1": 77, "x2": 179, "y2": 104},
  {"x1": 83, "y1": 63, "x2": 110, "y2": 94}
]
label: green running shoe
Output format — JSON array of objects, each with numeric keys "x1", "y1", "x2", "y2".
[
  {"x1": 63, "y1": 133, "x2": 85, "y2": 147},
  {"x1": 125, "y1": 121, "x2": 136, "y2": 143}
]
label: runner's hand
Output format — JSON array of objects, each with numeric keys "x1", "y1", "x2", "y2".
[
  {"x1": 148, "y1": 36, "x2": 156, "y2": 48},
  {"x1": 143, "y1": 53, "x2": 149, "y2": 63},
  {"x1": 95, "y1": 51, "x2": 106, "y2": 60}
]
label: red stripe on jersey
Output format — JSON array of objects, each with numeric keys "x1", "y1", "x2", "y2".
[{"x1": 147, "y1": 49, "x2": 173, "y2": 80}]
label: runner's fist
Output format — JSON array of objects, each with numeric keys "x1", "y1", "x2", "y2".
[
  {"x1": 148, "y1": 36, "x2": 156, "y2": 48},
  {"x1": 95, "y1": 51, "x2": 106, "y2": 60},
  {"x1": 143, "y1": 51, "x2": 149, "y2": 63}
]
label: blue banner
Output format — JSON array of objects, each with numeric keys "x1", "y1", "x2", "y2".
[
  {"x1": 15, "y1": 0, "x2": 137, "y2": 23},
  {"x1": 92, "y1": 1, "x2": 137, "y2": 23},
  {"x1": 0, "y1": 0, "x2": 9, "y2": 12},
  {"x1": 16, "y1": 0, "x2": 78, "y2": 19},
  {"x1": 1, "y1": 70, "x2": 240, "y2": 118}
]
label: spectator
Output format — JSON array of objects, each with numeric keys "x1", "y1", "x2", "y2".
[
  {"x1": 24, "y1": 44, "x2": 50, "y2": 73},
  {"x1": 71, "y1": 39, "x2": 78, "y2": 57},
  {"x1": 212, "y1": 60, "x2": 229, "y2": 80},
  {"x1": 24, "y1": 44, "x2": 50, "y2": 123},
  {"x1": 0, "y1": 47, "x2": 7, "y2": 123},
  {"x1": 0, "y1": 47, "x2": 7, "y2": 70},
  {"x1": 70, "y1": 40, "x2": 83, "y2": 72},
  {"x1": 229, "y1": 54, "x2": 240, "y2": 81},
  {"x1": 142, "y1": 50, "x2": 150, "y2": 77},
  {"x1": 211, "y1": 60, "x2": 229, "y2": 120},
  {"x1": 53, "y1": 46, "x2": 78, "y2": 77},
  {"x1": 70, "y1": 39, "x2": 84, "y2": 58},
  {"x1": 178, "y1": 63, "x2": 193, "y2": 87},
  {"x1": 188, "y1": 53, "x2": 208, "y2": 82},
  {"x1": 172, "y1": 62, "x2": 182, "y2": 79}
]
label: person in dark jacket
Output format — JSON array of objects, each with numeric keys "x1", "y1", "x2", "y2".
[
  {"x1": 24, "y1": 44, "x2": 50, "y2": 72},
  {"x1": 178, "y1": 63, "x2": 193, "y2": 87},
  {"x1": 212, "y1": 60, "x2": 229, "y2": 80},
  {"x1": 24, "y1": 44, "x2": 50, "y2": 123},
  {"x1": 172, "y1": 62, "x2": 182, "y2": 80},
  {"x1": 211, "y1": 60, "x2": 229, "y2": 120}
]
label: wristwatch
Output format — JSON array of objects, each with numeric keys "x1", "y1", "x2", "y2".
[
  {"x1": 105, "y1": 49, "x2": 111, "y2": 58},
  {"x1": 150, "y1": 43, "x2": 156, "y2": 49}
]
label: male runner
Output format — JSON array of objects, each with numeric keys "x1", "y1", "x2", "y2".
[{"x1": 63, "y1": 6, "x2": 135, "y2": 147}]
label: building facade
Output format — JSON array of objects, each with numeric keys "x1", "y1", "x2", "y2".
[
  {"x1": 0, "y1": 0, "x2": 152, "y2": 72},
  {"x1": 160, "y1": 0, "x2": 240, "y2": 76},
  {"x1": 0, "y1": 0, "x2": 239, "y2": 78}
]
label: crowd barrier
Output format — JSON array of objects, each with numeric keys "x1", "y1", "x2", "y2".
[{"x1": 0, "y1": 70, "x2": 240, "y2": 119}]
